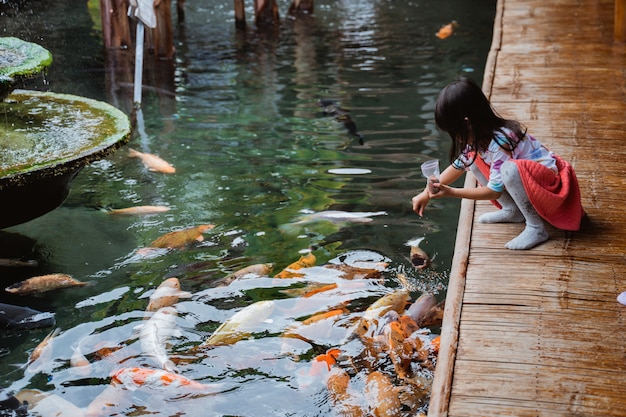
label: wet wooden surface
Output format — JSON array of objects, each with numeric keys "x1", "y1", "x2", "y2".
[{"x1": 428, "y1": 0, "x2": 626, "y2": 416}]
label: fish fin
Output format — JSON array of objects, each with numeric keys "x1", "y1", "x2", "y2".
[{"x1": 163, "y1": 360, "x2": 179, "y2": 373}]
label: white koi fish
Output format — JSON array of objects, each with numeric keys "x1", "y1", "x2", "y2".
[{"x1": 139, "y1": 307, "x2": 181, "y2": 372}]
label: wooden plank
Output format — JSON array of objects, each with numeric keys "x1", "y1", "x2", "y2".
[{"x1": 616, "y1": 0, "x2": 626, "y2": 41}]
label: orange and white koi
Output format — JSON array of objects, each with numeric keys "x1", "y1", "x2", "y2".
[
  {"x1": 128, "y1": 148, "x2": 176, "y2": 174},
  {"x1": 274, "y1": 252, "x2": 316, "y2": 278},
  {"x1": 111, "y1": 366, "x2": 206, "y2": 390},
  {"x1": 354, "y1": 289, "x2": 411, "y2": 338},
  {"x1": 149, "y1": 224, "x2": 215, "y2": 249},
  {"x1": 6, "y1": 273, "x2": 87, "y2": 295},
  {"x1": 107, "y1": 205, "x2": 171, "y2": 216}
]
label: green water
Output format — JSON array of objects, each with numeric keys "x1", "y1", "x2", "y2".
[{"x1": 0, "y1": 0, "x2": 495, "y2": 415}]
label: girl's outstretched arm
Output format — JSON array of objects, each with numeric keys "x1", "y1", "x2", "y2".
[
  {"x1": 412, "y1": 165, "x2": 465, "y2": 216},
  {"x1": 430, "y1": 165, "x2": 501, "y2": 201}
]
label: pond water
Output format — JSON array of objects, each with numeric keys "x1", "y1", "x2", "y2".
[{"x1": 0, "y1": 0, "x2": 495, "y2": 415}]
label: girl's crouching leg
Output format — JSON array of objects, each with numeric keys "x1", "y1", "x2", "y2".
[{"x1": 501, "y1": 161, "x2": 549, "y2": 250}]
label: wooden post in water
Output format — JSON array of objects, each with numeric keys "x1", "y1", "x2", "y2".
[
  {"x1": 254, "y1": 0, "x2": 280, "y2": 28},
  {"x1": 288, "y1": 0, "x2": 314, "y2": 16},
  {"x1": 100, "y1": 0, "x2": 132, "y2": 49},
  {"x1": 616, "y1": 0, "x2": 626, "y2": 42},
  {"x1": 234, "y1": 0, "x2": 246, "y2": 29},
  {"x1": 146, "y1": 0, "x2": 175, "y2": 60}
]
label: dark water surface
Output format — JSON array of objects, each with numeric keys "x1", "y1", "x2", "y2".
[{"x1": 1, "y1": 1, "x2": 495, "y2": 415}]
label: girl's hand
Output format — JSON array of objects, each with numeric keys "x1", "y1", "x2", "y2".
[
  {"x1": 411, "y1": 190, "x2": 430, "y2": 217},
  {"x1": 428, "y1": 182, "x2": 453, "y2": 199}
]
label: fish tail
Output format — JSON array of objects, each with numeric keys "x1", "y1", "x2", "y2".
[{"x1": 128, "y1": 148, "x2": 140, "y2": 157}]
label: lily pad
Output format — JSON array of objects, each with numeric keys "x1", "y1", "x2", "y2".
[
  {"x1": 0, "y1": 89, "x2": 131, "y2": 229},
  {"x1": 0, "y1": 37, "x2": 53, "y2": 100}
]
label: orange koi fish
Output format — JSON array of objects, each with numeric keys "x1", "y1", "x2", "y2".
[
  {"x1": 430, "y1": 335, "x2": 441, "y2": 354},
  {"x1": 128, "y1": 148, "x2": 176, "y2": 174},
  {"x1": 145, "y1": 277, "x2": 191, "y2": 313},
  {"x1": 364, "y1": 371, "x2": 402, "y2": 417},
  {"x1": 274, "y1": 252, "x2": 316, "y2": 278},
  {"x1": 326, "y1": 369, "x2": 365, "y2": 417},
  {"x1": 215, "y1": 263, "x2": 275, "y2": 287},
  {"x1": 111, "y1": 366, "x2": 206, "y2": 390},
  {"x1": 6, "y1": 273, "x2": 87, "y2": 295},
  {"x1": 436, "y1": 21, "x2": 458, "y2": 39},
  {"x1": 301, "y1": 307, "x2": 347, "y2": 325},
  {"x1": 313, "y1": 348, "x2": 341, "y2": 372},
  {"x1": 323, "y1": 263, "x2": 386, "y2": 280},
  {"x1": 107, "y1": 205, "x2": 171, "y2": 216},
  {"x1": 150, "y1": 224, "x2": 215, "y2": 249}
]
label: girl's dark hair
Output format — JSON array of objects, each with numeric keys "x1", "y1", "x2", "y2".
[{"x1": 435, "y1": 77, "x2": 526, "y2": 166}]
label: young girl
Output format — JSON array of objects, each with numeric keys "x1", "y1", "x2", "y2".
[{"x1": 412, "y1": 77, "x2": 584, "y2": 250}]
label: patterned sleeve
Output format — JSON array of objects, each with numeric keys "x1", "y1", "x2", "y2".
[{"x1": 484, "y1": 131, "x2": 514, "y2": 193}]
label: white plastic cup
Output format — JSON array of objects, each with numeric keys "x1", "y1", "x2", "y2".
[{"x1": 421, "y1": 159, "x2": 440, "y2": 193}]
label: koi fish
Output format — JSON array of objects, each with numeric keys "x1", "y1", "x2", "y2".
[
  {"x1": 111, "y1": 366, "x2": 206, "y2": 390},
  {"x1": 436, "y1": 21, "x2": 458, "y2": 39},
  {"x1": 406, "y1": 237, "x2": 430, "y2": 270},
  {"x1": 149, "y1": 224, "x2": 215, "y2": 249},
  {"x1": 70, "y1": 345, "x2": 92, "y2": 377},
  {"x1": 416, "y1": 299, "x2": 445, "y2": 328},
  {"x1": 430, "y1": 335, "x2": 441, "y2": 354},
  {"x1": 274, "y1": 252, "x2": 316, "y2": 278},
  {"x1": 293, "y1": 210, "x2": 387, "y2": 225},
  {"x1": 201, "y1": 300, "x2": 275, "y2": 347},
  {"x1": 0, "y1": 302, "x2": 55, "y2": 330},
  {"x1": 128, "y1": 148, "x2": 176, "y2": 174},
  {"x1": 317, "y1": 100, "x2": 365, "y2": 144},
  {"x1": 15, "y1": 389, "x2": 85, "y2": 417},
  {"x1": 0, "y1": 258, "x2": 37, "y2": 267},
  {"x1": 107, "y1": 205, "x2": 171, "y2": 216},
  {"x1": 302, "y1": 307, "x2": 347, "y2": 325},
  {"x1": 364, "y1": 371, "x2": 402, "y2": 417},
  {"x1": 139, "y1": 306, "x2": 181, "y2": 372},
  {"x1": 313, "y1": 348, "x2": 341, "y2": 372},
  {"x1": 6, "y1": 273, "x2": 87, "y2": 295},
  {"x1": 326, "y1": 369, "x2": 365, "y2": 417},
  {"x1": 405, "y1": 293, "x2": 437, "y2": 324},
  {"x1": 323, "y1": 263, "x2": 386, "y2": 280},
  {"x1": 145, "y1": 277, "x2": 191, "y2": 313},
  {"x1": 27, "y1": 328, "x2": 60, "y2": 372},
  {"x1": 354, "y1": 289, "x2": 411, "y2": 338},
  {"x1": 214, "y1": 263, "x2": 275, "y2": 287}
]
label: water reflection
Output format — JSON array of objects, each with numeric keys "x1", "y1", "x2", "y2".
[{"x1": 0, "y1": 0, "x2": 495, "y2": 415}]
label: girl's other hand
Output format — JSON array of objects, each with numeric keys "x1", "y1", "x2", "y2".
[{"x1": 412, "y1": 190, "x2": 430, "y2": 216}]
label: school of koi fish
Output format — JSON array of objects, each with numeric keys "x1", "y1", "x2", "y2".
[{"x1": 1, "y1": 149, "x2": 444, "y2": 417}]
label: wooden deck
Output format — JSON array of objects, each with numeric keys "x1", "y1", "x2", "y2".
[{"x1": 428, "y1": 0, "x2": 626, "y2": 416}]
